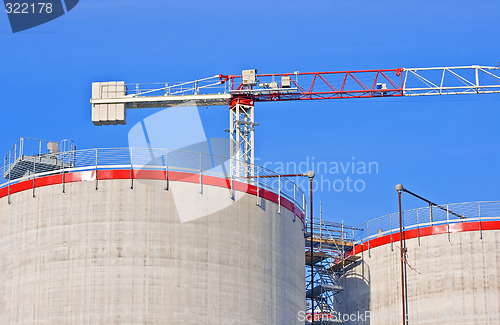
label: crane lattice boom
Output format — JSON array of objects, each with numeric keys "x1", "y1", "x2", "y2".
[{"x1": 90, "y1": 65, "x2": 500, "y2": 175}]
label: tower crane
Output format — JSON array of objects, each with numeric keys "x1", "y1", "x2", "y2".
[
  {"x1": 90, "y1": 64, "x2": 500, "y2": 324},
  {"x1": 90, "y1": 65, "x2": 500, "y2": 176}
]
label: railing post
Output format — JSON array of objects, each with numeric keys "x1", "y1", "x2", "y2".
[
  {"x1": 62, "y1": 151, "x2": 65, "y2": 193},
  {"x1": 303, "y1": 193, "x2": 306, "y2": 215},
  {"x1": 352, "y1": 228, "x2": 356, "y2": 255},
  {"x1": 256, "y1": 174, "x2": 260, "y2": 206},
  {"x1": 390, "y1": 213, "x2": 394, "y2": 251},
  {"x1": 367, "y1": 220, "x2": 371, "y2": 258},
  {"x1": 429, "y1": 204, "x2": 433, "y2": 226},
  {"x1": 8, "y1": 149, "x2": 11, "y2": 175},
  {"x1": 231, "y1": 176, "x2": 235, "y2": 200},
  {"x1": 447, "y1": 204, "x2": 450, "y2": 242},
  {"x1": 199, "y1": 152, "x2": 203, "y2": 194},
  {"x1": 32, "y1": 152, "x2": 36, "y2": 198},
  {"x1": 416, "y1": 209, "x2": 420, "y2": 246},
  {"x1": 303, "y1": 199, "x2": 307, "y2": 233},
  {"x1": 301, "y1": 194, "x2": 306, "y2": 232},
  {"x1": 478, "y1": 202, "x2": 482, "y2": 240},
  {"x1": 164, "y1": 149, "x2": 169, "y2": 190},
  {"x1": 277, "y1": 175, "x2": 281, "y2": 214},
  {"x1": 95, "y1": 148, "x2": 98, "y2": 190},
  {"x1": 7, "y1": 176, "x2": 11, "y2": 205},
  {"x1": 130, "y1": 148, "x2": 134, "y2": 189}
]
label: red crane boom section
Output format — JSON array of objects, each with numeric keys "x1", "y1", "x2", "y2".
[{"x1": 221, "y1": 68, "x2": 405, "y2": 103}]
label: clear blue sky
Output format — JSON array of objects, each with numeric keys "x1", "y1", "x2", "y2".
[{"x1": 1, "y1": 0, "x2": 499, "y2": 227}]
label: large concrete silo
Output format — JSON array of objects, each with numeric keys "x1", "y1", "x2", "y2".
[
  {"x1": 340, "y1": 202, "x2": 500, "y2": 325},
  {"x1": 0, "y1": 143, "x2": 306, "y2": 324}
]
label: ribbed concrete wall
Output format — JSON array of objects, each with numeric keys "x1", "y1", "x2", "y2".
[
  {"x1": 340, "y1": 229, "x2": 500, "y2": 325},
  {"x1": 0, "y1": 178, "x2": 305, "y2": 324}
]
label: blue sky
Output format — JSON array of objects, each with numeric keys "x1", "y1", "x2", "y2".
[{"x1": 1, "y1": 0, "x2": 499, "y2": 227}]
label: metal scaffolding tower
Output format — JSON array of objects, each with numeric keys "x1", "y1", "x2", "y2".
[{"x1": 305, "y1": 206, "x2": 360, "y2": 325}]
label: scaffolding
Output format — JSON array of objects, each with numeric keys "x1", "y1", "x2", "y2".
[{"x1": 305, "y1": 205, "x2": 360, "y2": 325}]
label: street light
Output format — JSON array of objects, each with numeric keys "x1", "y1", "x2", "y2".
[
  {"x1": 395, "y1": 183, "x2": 466, "y2": 325},
  {"x1": 395, "y1": 184, "x2": 407, "y2": 325}
]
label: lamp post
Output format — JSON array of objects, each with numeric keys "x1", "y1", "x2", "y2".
[
  {"x1": 304, "y1": 171, "x2": 315, "y2": 323},
  {"x1": 395, "y1": 184, "x2": 407, "y2": 325},
  {"x1": 395, "y1": 184, "x2": 465, "y2": 325}
]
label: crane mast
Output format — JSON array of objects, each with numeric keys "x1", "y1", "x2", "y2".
[{"x1": 90, "y1": 65, "x2": 500, "y2": 176}]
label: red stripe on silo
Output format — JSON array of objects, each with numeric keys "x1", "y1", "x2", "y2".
[
  {"x1": 0, "y1": 169, "x2": 305, "y2": 222},
  {"x1": 351, "y1": 221, "x2": 500, "y2": 256}
]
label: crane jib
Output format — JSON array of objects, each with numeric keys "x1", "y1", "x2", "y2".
[{"x1": 90, "y1": 65, "x2": 500, "y2": 174}]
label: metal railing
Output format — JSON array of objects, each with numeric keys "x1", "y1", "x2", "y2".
[
  {"x1": 3, "y1": 138, "x2": 76, "y2": 180},
  {"x1": 122, "y1": 75, "x2": 231, "y2": 98},
  {"x1": 353, "y1": 201, "x2": 500, "y2": 245},
  {"x1": 3, "y1": 138, "x2": 75, "y2": 168},
  {"x1": 1, "y1": 147, "x2": 306, "y2": 214}
]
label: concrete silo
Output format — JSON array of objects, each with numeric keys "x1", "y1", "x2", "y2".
[
  {"x1": 340, "y1": 202, "x2": 500, "y2": 325},
  {"x1": 0, "y1": 140, "x2": 306, "y2": 324}
]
